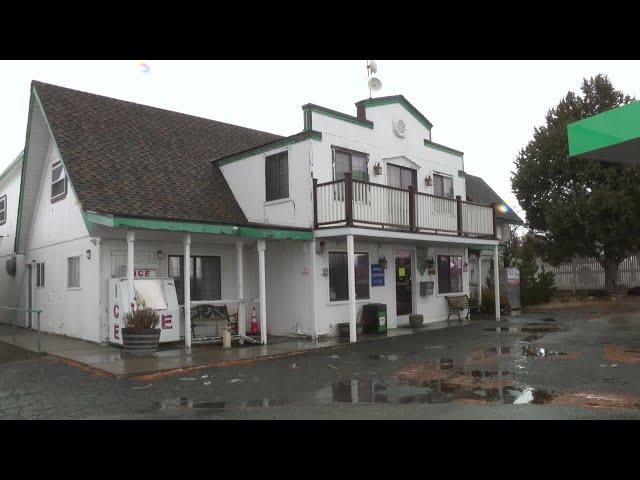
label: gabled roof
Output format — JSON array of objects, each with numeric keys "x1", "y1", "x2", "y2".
[
  {"x1": 355, "y1": 95, "x2": 433, "y2": 130},
  {"x1": 31, "y1": 81, "x2": 283, "y2": 225},
  {"x1": 464, "y1": 173, "x2": 523, "y2": 224}
]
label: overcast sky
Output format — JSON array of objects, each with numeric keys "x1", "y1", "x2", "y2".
[{"x1": 1, "y1": 60, "x2": 639, "y2": 221}]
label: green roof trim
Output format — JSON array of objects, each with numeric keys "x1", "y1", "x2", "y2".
[
  {"x1": 84, "y1": 212, "x2": 313, "y2": 241},
  {"x1": 302, "y1": 104, "x2": 374, "y2": 130},
  {"x1": 356, "y1": 95, "x2": 433, "y2": 130},
  {"x1": 237, "y1": 226, "x2": 312, "y2": 240},
  {"x1": 0, "y1": 151, "x2": 23, "y2": 184},
  {"x1": 424, "y1": 139, "x2": 464, "y2": 157},
  {"x1": 214, "y1": 130, "x2": 322, "y2": 166},
  {"x1": 568, "y1": 101, "x2": 640, "y2": 162}
]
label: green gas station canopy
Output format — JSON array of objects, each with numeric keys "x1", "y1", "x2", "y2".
[{"x1": 568, "y1": 101, "x2": 640, "y2": 164}]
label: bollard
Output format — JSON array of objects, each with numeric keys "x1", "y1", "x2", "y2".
[{"x1": 222, "y1": 326, "x2": 232, "y2": 349}]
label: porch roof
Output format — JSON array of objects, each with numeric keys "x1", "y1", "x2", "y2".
[
  {"x1": 313, "y1": 226, "x2": 498, "y2": 248},
  {"x1": 84, "y1": 211, "x2": 313, "y2": 241},
  {"x1": 568, "y1": 101, "x2": 640, "y2": 164}
]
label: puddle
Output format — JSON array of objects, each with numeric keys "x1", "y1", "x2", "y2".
[
  {"x1": 368, "y1": 354, "x2": 400, "y2": 361},
  {"x1": 521, "y1": 346, "x2": 568, "y2": 357},
  {"x1": 521, "y1": 324, "x2": 562, "y2": 333},
  {"x1": 483, "y1": 323, "x2": 563, "y2": 334},
  {"x1": 156, "y1": 397, "x2": 286, "y2": 409}
]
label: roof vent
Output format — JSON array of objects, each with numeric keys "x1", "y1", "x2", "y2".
[{"x1": 393, "y1": 119, "x2": 407, "y2": 138}]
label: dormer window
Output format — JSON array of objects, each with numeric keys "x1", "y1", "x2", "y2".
[{"x1": 51, "y1": 161, "x2": 67, "y2": 202}]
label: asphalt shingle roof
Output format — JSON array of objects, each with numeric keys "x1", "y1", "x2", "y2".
[
  {"x1": 465, "y1": 173, "x2": 523, "y2": 224},
  {"x1": 33, "y1": 81, "x2": 283, "y2": 225}
]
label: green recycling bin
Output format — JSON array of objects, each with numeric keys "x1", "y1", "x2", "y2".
[{"x1": 362, "y1": 303, "x2": 387, "y2": 334}]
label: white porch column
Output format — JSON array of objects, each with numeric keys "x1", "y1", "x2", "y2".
[
  {"x1": 257, "y1": 239, "x2": 267, "y2": 345},
  {"x1": 478, "y1": 253, "x2": 483, "y2": 306},
  {"x1": 236, "y1": 240, "x2": 245, "y2": 336},
  {"x1": 494, "y1": 245, "x2": 500, "y2": 321},
  {"x1": 184, "y1": 233, "x2": 192, "y2": 348},
  {"x1": 347, "y1": 234, "x2": 357, "y2": 343},
  {"x1": 126, "y1": 231, "x2": 135, "y2": 305}
]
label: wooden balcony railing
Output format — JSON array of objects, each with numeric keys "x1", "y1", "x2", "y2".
[{"x1": 313, "y1": 172, "x2": 496, "y2": 238}]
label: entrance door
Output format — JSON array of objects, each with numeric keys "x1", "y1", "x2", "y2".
[{"x1": 395, "y1": 250, "x2": 413, "y2": 316}]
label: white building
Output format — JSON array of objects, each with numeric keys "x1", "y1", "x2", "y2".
[{"x1": 0, "y1": 81, "x2": 509, "y2": 345}]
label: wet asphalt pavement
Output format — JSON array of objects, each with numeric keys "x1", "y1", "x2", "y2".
[{"x1": 1, "y1": 304, "x2": 640, "y2": 419}]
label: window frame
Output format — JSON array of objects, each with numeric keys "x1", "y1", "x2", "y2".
[
  {"x1": 51, "y1": 161, "x2": 68, "y2": 203},
  {"x1": 332, "y1": 146, "x2": 370, "y2": 183},
  {"x1": 387, "y1": 163, "x2": 417, "y2": 190},
  {"x1": 36, "y1": 262, "x2": 45, "y2": 288},
  {"x1": 0, "y1": 194, "x2": 6, "y2": 226},
  {"x1": 432, "y1": 172, "x2": 454, "y2": 199},
  {"x1": 328, "y1": 250, "x2": 370, "y2": 303},
  {"x1": 265, "y1": 150, "x2": 289, "y2": 202},
  {"x1": 168, "y1": 254, "x2": 222, "y2": 306},
  {"x1": 437, "y1": 254, "x2": 463, "y2": 295},
  {"x1": 67, "y1": 255, "x2": 81, "y2": 289}
]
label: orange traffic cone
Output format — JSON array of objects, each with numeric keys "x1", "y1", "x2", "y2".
[{"x1": 250, "y1": 306, "x2": 259, "y2": 334}]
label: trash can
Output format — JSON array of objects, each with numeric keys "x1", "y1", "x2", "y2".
[{"x1": 361, "y1": 303, "x2": 387, "y2": 334}]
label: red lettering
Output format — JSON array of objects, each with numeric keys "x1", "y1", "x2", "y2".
[
  {"x1": 161, "y1": 314, "x2": 172, "y2": 329},
  {"x1": 113, "y1": 304, "x2": 120, "y2": 319},
  {"x1": 114, "y1": 324, "x2": 120, "y2": 340}
]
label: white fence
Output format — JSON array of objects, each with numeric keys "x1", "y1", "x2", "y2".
[
  {"x1": 461, "y1": 201, "x2": 494, "y2": 236},
  {"x1": 538, "y1": 254, "x2": 640, "y2": 290}
]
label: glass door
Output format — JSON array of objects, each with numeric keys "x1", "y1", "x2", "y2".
[{"x1": 395, "y1": 250, "x2": 413, "y2": 316}]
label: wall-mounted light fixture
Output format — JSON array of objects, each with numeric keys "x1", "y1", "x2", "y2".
[
  {"x1": 156, "y1": 250, "x2": 163, "y2": 260},
  {"x1": 378, "y1": 256, "x2": 388, "y2": 269},
  {"x1": 316, "y1": 240, "x2": 325, "y2": 255},
  {"x1": 373, "y1": 162, "x2": 383, "y2": 176},
  {"x1": 86, "y1": 249, "x2": 92, "y2": 260},
  {"x1": 425, "y1": 175, "x2": 433, "y2": 187}
]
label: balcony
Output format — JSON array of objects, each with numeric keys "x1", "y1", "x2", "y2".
[{"x1": 313, "y1": 172, "x2": 496, "y2": 238}]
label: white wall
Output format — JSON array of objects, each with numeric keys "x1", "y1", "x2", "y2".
[
  {"x1": 0, "y1": 159, "x2": 25, "y2": 325},
  {"x1": 312, "y1": 237, "x2": 469, "y2": 336},
  {"x1": 309, "y1": 105, "x2": 465, "y2": 198},
  {"x1": 28, "y1": 141, "x2": 89, "y2": 251},
  {"x1": 264, "y1": 240, "x2": 314, "y2": 336},
  {"x1": 220, "y1": 140, "x2": 314, "y2": 229},
  {"x1": 19, "y1": 129, "x2": 100, "y2": 339}
]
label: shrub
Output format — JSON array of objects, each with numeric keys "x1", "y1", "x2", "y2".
[
  {"x1": 123, "y1": 292, "x2": 159, "y2": 331},
  {"x1": 519, "y1": 239, "x2": 556, "y2": 306}
]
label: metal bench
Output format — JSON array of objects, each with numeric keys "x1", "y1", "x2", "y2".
[
  {"x1": 190, "y1": 304, "x2": 238, "y2": 341},
  {"x1": 445, "y1": 295, "x2": 471, "y2": 322}
]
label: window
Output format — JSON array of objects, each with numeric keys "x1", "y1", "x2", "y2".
[
  {"x1": 36, "y1": 262, "x2": 45, "y2": 287},
  {"x1": 387, "y1": 164, "x2": 417, "y2": 190},
  {"x1": 51, "y1": 162, "x2": 67, "y2": 202},
  {"x1": 329, "y1": 251, "x2": 370, "y2": 301},
  {"x1": 437, "y1": 255, "x2": 463, "y2": 294},
  {"x1": 168, "y1": 255, "x2": 221, "y2": 305},
  {"x1": 265, "y1": 151, "x2": 289, "y2": 201},
  {"x1": 333, "y1": 147, "x2": 369, "y2": 183},
  {"x1": 67, "y1": 256, "x2": 80, "y2": 288},
  {"x1": 0, "y1": 194, "x2": 6, "y2": 226},
  {"x1": 433, "y1": 173, "x2": 454, "y2": 199}
]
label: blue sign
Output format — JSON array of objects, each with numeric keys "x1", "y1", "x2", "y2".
[{"x1": 371, "y1": 264, "x2": 385, "y2": 287}]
